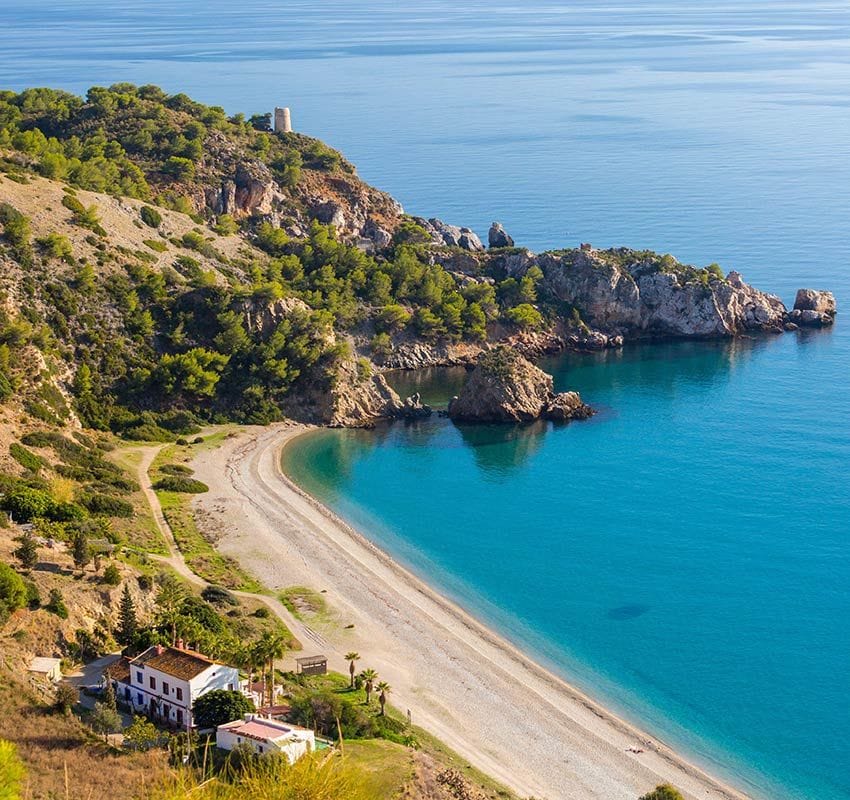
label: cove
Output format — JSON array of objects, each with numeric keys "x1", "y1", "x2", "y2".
[{"x1": 284, "y1": 333, "x2": 850, "y2": 800}]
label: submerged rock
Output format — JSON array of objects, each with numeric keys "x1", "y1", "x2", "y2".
[{"x1": 447, "y1": 346, "x2": 592, "y2": 424}]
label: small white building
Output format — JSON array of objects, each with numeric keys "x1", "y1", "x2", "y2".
[
  {"x1": 216, "y1": 714, "x2": 315, "y2": 762},
  {"x1": 29, "y1": 656, "x2": 62, "y2": 682},
  {"x1": 109, "y1": 643, "x2": 240, "y2": 729}
]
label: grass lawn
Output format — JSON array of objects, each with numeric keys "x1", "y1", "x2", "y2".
[{"x1": 343, "y1": 739, "x2": 416, "y2": 799}]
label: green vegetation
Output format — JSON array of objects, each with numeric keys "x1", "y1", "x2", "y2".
[
  {"x1": 192, "y1": 689, "x2": 255, "y2": 728},
  {"x1": 639, "y1": 785, "x2": 685, "y2": 800},
  {"x1": 0, "y1": 562, "x2": 27, "y2": 623},
  {"x1": 152, "y1": 475, "x2": 208, "y2": 493},
  {"x1": 0, "y1": 739, "x2": 26, "y2": 799}
]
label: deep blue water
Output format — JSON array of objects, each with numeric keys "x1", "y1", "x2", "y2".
[{"x1": 2, "y1": 3, "x2": 849, "y2": 798}]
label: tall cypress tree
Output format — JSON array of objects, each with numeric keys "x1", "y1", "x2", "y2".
[{"x1": 117, "y1": 583, "x2": 137, "y2": 647}]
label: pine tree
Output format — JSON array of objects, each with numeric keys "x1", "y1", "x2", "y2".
[
  {"x1": 117, "y1": 583, "x2": 137, "y2": 647},
  {"x1": 72, "y1": 531, "x2": 91, "y2": 573},
  {"x1": 13, "y1": 531, "x2": 38, "y2": 571}
]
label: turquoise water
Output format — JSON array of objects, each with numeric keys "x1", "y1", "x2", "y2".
[{"x1": 2, "y1": 3, "x2": 849, "y2": 798}]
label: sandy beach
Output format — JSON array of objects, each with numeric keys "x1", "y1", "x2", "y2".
[{"x1": 190, "y1": 423, "x2": 751, "y2": 800}]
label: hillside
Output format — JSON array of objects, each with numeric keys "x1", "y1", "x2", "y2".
[{"x1": 0, "y1": 83, "x2": 828, "y2": 441}]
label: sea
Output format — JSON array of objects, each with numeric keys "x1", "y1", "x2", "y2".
[{"x1": 1, "y1": 3, "x2": 848, "y2": 798}]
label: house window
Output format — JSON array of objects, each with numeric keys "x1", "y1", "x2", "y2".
[
  {"x1": 175, "y1": 687, "x2": 183, "y2": 701},
  {"x1": 227, "y1": 683, "x2": 234, "y2": 691},
  {"x1": 163, "y1": 682, "x2": 170, "y2": 695},
  {"x1": 259, "y1": 746, "x2": 264, "y2": 753},
  {"x1": 136, "y1": 693, "x2": 143, "y2": 705},
  {"x1": 149, "y1": 676, "x2": 156, "y2": 690},
  {"x1": 124, "y1": 688, "x2": 130, "y2": 700},
  {"x1": 176, "y1": 708, "x2": 183, "y2": 725},
  {"x1": 136, "y1": 671, "x2": 143, "y2": 684}
]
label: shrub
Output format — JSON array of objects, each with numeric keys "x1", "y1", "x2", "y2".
[
  {"x1": 143, "y1": 238, "x2": 167, "y2": 252},
  {"x1": 0, "y1": 562, "x2": 27, "y2": 623},
  {"x1": 24, "y1": 579, "x2": 41, "y2": 609},
  {"x1": 639, "y1": 785, "x2": 685, "y2": 800},
  {"x1": 201, "y1": 585, "x2": 237, "y2": 606},
  {"x1": 140, "y1": 205, "x2": 162, "y2": 228},
  {"x1": 192, "y1": 689, "x2": 254, "y2": 728},
  {"x1": 163, "y1": 156, "x2": 196, "y2": 181},
  {"x1": 46, "y1": 588, "x2": 69, "y2": 619},
  {"x1": 253, "y1": 607, "x2": 270, "y2": 619},
  {"x1": 159, "y1": 463, "x2": 193, "y2": 476},
  {"x1": 9, "y1": 443, "x2": 45, "y2": 472},
  {"x1": 1, "y1": 486, "x2": 53, "y2": 521},
  {"x1": 81, "y1": 492, "x2": 134, "y2": 518},
  {"x1": 102, "y1": 564, "x2": 121, "y2": 585},
  {"x1": 36, "y1": 232, "x2": 73, "y2": 260},
  {"x1": 153, "y1": 476, "x2": 209, "y2": 493},
  {"x1": 504, "y1": 303, "x2": 543, "y2": 330},
  {"x1": 213, "y1": 214, "x2": 238, "y2": 235},
  {"x1": 54, "y1": 683, "x2": 78, "y2": 715}
]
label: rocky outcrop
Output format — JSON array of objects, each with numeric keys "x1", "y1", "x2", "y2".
[
  {"x1": 514, "y1": 250, "x2": 788, "y2": 338},
  {"x1": 447, "y1": 346, "x2": 592, "y2": 424},
  {"x1": 378, "y1": 340, "x2": 483, "y2": 370},
  {"x1": 488, "y1": 222, "x2": 515, "y2": 249},
  {"x1": 412, "y1": 217, "x2": 485, "y2": 252},
  {"x1": 787, "y1": 289, "x2": 836, "y2": 327},
  {"x1": 396, "y1": 392, "x2": 432, "y2": 419}
]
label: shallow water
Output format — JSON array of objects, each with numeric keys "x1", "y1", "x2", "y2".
[{"x1": 2, "y1": 3, "x2": 849, "y2": 797}]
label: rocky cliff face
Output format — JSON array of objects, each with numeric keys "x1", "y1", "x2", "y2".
[
  {"x1": 519, "y1": 249, "x2": 788, "y2": 338},
  {"x1": 447, "y1": 346, "x2": 593, "y2": 424}
]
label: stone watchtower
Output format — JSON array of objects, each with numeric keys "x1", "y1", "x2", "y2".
[{"x1": 274, "y1": 107, "x2": 292, "y2": 133}]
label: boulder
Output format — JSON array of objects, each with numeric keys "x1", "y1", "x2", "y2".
[
  {"x1": 791, "y1": 289, "x2": 836, "y2": 326},
  {"x1": 396, "y1": 392, "x2": 432, "y2": 419},
  {"x1": 413, "y1": 217, "x2": 485, "y2": 252},
  {"x1": 447, "y1": 346, "x2": 592, "y2": 424},
  {"x1": 488, "y1": 222, "x2": 515, "y2": 249},
  {"x1": 543, "y1": 391, "x2": 595, "y2": 422}
]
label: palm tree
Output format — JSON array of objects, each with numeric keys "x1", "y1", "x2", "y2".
[
  {"x1": 360, "y1": 668, "x2": 378, "y2": 704},
  {"x1": 256, "y1": 632, "x2": 288, "y2": 707},
  {"x1": 344, "y1": 652, "x2": 360, "y2": 688},
  {"x1": 376, "y1": 681, "x2": 391, "y2": 716}
]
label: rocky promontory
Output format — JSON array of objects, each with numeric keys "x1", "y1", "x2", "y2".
[{"x1": 447, "y1": 346, "x2": 593, "y2": 424}]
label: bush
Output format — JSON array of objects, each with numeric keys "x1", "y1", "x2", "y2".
[
  {"x1": 192, "y1": 689, "x2": 254, "y2": 728},
  {"x1": 253, "y1": 607, "x2": 270, "y2": 618},
  {"x1": 639, "y1": 785, "x2": 685, "y2": 800},
  {"x1": 504, "y1": 303, "x2": 543, "y2": 330},
  {"x1": 140, "y1": 205, "x2": 162, "y2": 228},
  {"x1": 1, "y1": 486, "x2": 53, "y2": 521},
  {"x1": 153, "y1": 476, "x2": 209, "y2": 493},
  {"x1": 0, "y1": 562, "x2": 27, "y2": 623},
  {"x1": 24, "y1": 579, "x2": 41, "y2": 609},
  {"x1": 46, "y1": 588, "x2": 69, "y2": 619},
  {"x1": 54, "y1": 683, "x2": 78, "y2": 715},
  {"x1": 9, "y1": 443, "x2": 45, "y2": 472},
  {"x1": 143, "y1": 238, "x2": 167, "y2": 252},
  {"x1": 159, "y1": 463, "x2": 193, "y2": 476},
  {"x1": 163, "y1": 156, "x2": 196, "y2": 181},
  {"x1": 81, "y1": 492, "x2": 134, "y2": 518},
  {"x1": 36, "y1": 232, "x2": 73, "y2": 260},
  {"x1": 102, "y1": 564, "x2": 122, "y2": 585},
  {"x1": 201, "y1": 585, "x2": 237, "y2": 606}
]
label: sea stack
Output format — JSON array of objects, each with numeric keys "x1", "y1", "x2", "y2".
[{"x1": 447, "y1": 345, "x2": 593, "y2": 423}]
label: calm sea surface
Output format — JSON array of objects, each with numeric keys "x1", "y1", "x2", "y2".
[{"x1": 2, "y1": 3, "x2": 848, "y2": 798}]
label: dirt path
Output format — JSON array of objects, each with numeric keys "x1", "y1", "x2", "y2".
[{"x1": 130, "y1": 444, "x2": 316, "y2": 662}]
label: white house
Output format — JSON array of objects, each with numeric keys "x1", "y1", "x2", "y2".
[
  {"x1": 29, "y1": 656, "x2": 62, "y2": 682},
  {"x1": 108, "y1": 643, "x2": 241, "y2": 729},
  {"x1": 216, "y1": 714, "x2": 315, "y2": 762}
]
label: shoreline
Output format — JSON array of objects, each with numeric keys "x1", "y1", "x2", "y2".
[{"x1": 190, "y1": 423, "x2": 754, "y2": 800}]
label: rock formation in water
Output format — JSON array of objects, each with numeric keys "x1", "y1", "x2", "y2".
[
  {"x1": 786, "y1": 289, "x2": 836, "y2": 327},
  {"x1": 447, "y1": 346, "x2": 593, "y2": 424}
]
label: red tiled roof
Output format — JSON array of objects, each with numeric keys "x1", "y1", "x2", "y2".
[
  {"x1": 132, "y1": 646, "x2": 216, "y2": 681},
  {"x1": 105, "y1": 656, "x2": 132, "y2": 684}
]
